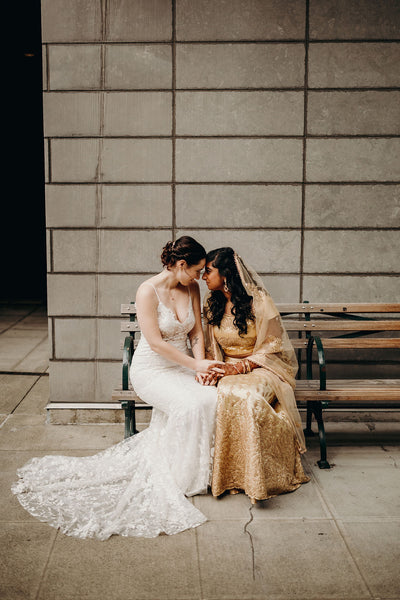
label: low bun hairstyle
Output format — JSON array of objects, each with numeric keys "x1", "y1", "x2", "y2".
[
  {"x1": 161, "y1": 236, "x2": 206, "y2": 269},
  {"x1": 205, "y1": 247, "x2": 254, "y2": 336}
]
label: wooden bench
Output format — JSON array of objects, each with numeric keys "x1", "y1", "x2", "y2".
[{"x1": 113, "y1": 302, "x2": 400, "y2": 469}]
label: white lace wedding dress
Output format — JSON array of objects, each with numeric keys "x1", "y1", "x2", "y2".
[{"x1": 12, "y1": 292, "x2": 217, "y2": 539}]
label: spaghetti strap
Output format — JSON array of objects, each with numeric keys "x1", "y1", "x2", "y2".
[{"x1": 147, "y1": 282, "x2": 161, "y2": 302}]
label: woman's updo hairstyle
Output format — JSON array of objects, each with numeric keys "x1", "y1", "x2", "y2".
[
  {"x1": 205, "y1": 247, "x2": 254, "y2": 336},
  {"x1": 161, "y1": 236, "x2": 206, "y2": 270}
]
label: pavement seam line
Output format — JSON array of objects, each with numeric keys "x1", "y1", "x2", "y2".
[
  {"x1": 12, "y1": 334, "x2": 49, "y2": 372},
  {"x1": 194, "y1": 524, "x2": 204, "y2": 600},
  {"x1": 35, "y1": 529, "x2": 59, "y2": 600},
  {"x1": 10, "y1": 375, "x2": 42, "y2": 415},
  {"x1": 0, "y1": 305, "x2": 40, "y2": 335}
]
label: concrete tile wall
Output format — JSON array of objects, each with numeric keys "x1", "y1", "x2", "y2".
[{"x1": 41, "y1": 0, "x2": 400, "y2": 404}]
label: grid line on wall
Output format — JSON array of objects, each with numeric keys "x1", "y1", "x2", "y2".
[
  {"x1": 42, "y1": 2, "x2": 400, "y2": 402},
  {"x1": 171, "y1": 0, "x2": 177, "y2": 241}
]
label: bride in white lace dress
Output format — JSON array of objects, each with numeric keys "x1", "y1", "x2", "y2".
[{"x1": 12, "y1": 237, "x2": 219, "y2": 539}]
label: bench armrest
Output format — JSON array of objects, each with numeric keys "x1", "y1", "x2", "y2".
[
  {"x1": 122, "y1": 335, "x2": 134, "y2": 390},
  {"x1": 306, "y1": 335, "x2": 327, "y2": 391}
]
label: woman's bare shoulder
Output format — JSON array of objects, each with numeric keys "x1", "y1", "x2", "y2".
[{"x1": 136, "y1": 279, "x2": 158, "y2": 302}]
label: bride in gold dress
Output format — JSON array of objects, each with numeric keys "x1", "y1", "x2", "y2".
[{"x1": 202, "y1": 247, "x2": 309, "y2": 503}]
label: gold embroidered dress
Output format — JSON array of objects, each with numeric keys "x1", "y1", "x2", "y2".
[{"x1": 205, "y1": 255, "x2": 309, "y2": 501}]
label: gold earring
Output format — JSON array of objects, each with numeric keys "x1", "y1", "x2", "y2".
[{"x1": 223, "y1": 280, "x2": 229, "y2": 293}]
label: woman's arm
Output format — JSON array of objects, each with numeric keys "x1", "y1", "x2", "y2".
[
  {"x1": 188, "y1": 282, "x2": 205, "y2": 361},
  {"x1": 135, "y1": 283, "x2": 216, "y2": 374},
  {"x1": 189, "y1": 283, "x2": 222, "y2": 384}
]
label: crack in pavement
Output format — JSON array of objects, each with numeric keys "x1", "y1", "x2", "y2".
[{"x1": 244, "y1": 504, "x2": 256, "y2": 580}]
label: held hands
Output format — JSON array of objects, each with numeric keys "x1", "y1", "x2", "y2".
[
  {"x1": 194, "y1": 359, "x2": 224, "y2": 386},
  {"x1": 195, "y1": 371, "x2": 222, "y2": 386},
  {"x1": 210, "y1": 359, "x2": 255, "y2": 377},
  {"x1": 194, "y1": 358, "x2": 255, "y2": 385}
]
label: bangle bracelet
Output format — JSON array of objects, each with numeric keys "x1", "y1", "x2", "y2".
[{"x1": 232, "y1": 364, "x2": 241, "y2": 375}]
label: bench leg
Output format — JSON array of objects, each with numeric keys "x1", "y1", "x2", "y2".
[
  {"x1": 312, "y1": 401, "x2": 330, "y2": 469},
  {"x1": 303, "y1": 401, "x2": 316, "y2": 437},
  {"x1": 121, "y1": 400, "x2": 138, "y2": 438}
]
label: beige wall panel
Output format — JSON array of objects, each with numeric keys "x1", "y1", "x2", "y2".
[
  {"x1": 96, "y1": 362, "x2": 123, "y2": 404},
  {"x1": 98, "y1": 274, "x2": 151, "y2": 316},
  {"x1": 41, "y1": 0, "x2": 103, "y2": 42},
  {"x1": 42, "y1": 47, "x2": 48, "y2": 90},
  {"x1": 46, "y1": 230, "x2": 51, "y2": 272},
  {"x1": 45, "y1": 185, "x2": 98, "y2": 228},
  {"x1": 304, "y1": 231, "x2": 400, "y2": 273},
  {"x1": 309, "y1": 0, "x2": 400, "y2": 40},
  {"x1": 176, "y1": 0, "x2": 305, "y2": 40},
  {"x1": 176, "y1": 91, "x2": 303, "y2": 136},
  {"x1": 99, "y1": 230, "x2": 172, "y2": 272},
  {"x1": 49, "y1": 361, "x2": 95, "y2": 402},
  {"x1": 47, "y1": 275, "x2": 97, "y2": 316},
  {"x1": 176, "y1": 185, "x2": 302, "y2": 227},
  {"x1": 97, "y1": 319, "x2": 121, "y2": 360},
  {"x1": 103, "y1": 92, "x2": 172, "y2": 136},
  {"x1": 52, "y1": 230, "x2": 97, "y2": 272},
  {"x1": 48, "y1": 45, "x2": 102, "y2": 90},
  {"x1": 41, "y1": 1, "x2": 400, "y2": 407},
  {"x1": 105, "y1": 45, "x2": 172, "y2": 89},
  {"x1": 308, "y1": 91, "x2": 400, "y2": 136},
  {"x1": 107, "y1": 0, "x2": 172, "y2": 41},
  {"x1": 260, "y1": 275, "x2": 301, "y2": 303},
  {"x1": 43, "y1": 92, "x2": 101, "y2": 137},
  {"x1": 308, "y1": 43, "x2": 400, "y2": 88},
  {"x1": 178, "y1": 229, "x2": 301, "y2": 273},
  {"x1": 48, "y1": 318, "x2": 53, "y2": 360},
  {"x1": 101, "y1": 139, "x2": 172, "y2": 182},
  {"x1": 305, "y1": 185, "x2": 400, "y2": 228},
  {"x1": 304, "y1": 273, "x2": 400, "y2": 306},
  {"x1": 54, "y1": 319, "x2": 96, "y2": 359},
  {"x1": 50, "y1": 139, "x2": 101, "y2": 182},
  {"x1": 176, "y1": 139, "x2": 303, "y2": 182},
  {"x1": 307, "y1": 139, "x2": 400, "y2": 182},
  {"x1": 176, "y1": 44, "x2": 305, "y2": 89},
  {"x1": 44, "y1": 140, "x2": 49, "y2": 182},
  {"x1": 100, "y1": 185, "x2": 172, "y2": 227}
]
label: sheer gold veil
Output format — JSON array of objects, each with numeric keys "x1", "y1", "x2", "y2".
[{"x1": 233, "y1": 252, "x2": 306, "y2": 452}]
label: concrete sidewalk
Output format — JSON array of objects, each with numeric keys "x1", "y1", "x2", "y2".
[{"x1": 1, "y1": 304, "x2": 399, "y2": 599}]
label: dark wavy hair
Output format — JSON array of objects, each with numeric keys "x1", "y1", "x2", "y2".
[
  {"x1": 204, "y1": 247, "x2": 254, "y2": 336},
  {"x1": 161, "y1": 236, "x2": 206, "y2": 269}
]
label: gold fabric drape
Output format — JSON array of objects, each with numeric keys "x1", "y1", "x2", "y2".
[{"x1": 204, "y1": 253, "x2": 309, "y2": 500}]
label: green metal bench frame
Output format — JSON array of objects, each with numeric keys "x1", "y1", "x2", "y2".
[{"x1": 119, "y1": 301, "x2": 400, "y2": 469}]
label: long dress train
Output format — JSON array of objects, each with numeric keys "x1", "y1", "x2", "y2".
[{"x1": 11, "y1": 295, "x2": 217, "y2": 539}]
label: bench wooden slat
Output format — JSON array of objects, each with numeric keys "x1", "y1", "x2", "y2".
[
  {"x1": 296, "y1": 378, "x2": 400, "y2": 388},
  {"x1": 121, "y1": 304, "x2": 137, "y2": 314},
  {"x1": 283, "y1": 320, "x2": 400, "y2": 331},
  {"x1": 290, "y1": 338, "x2": 400, "y2": 349},
  {"x1": 122, "y1": 303, "x2": 400, "y2": 315},
  {"x1": 295, "y1": 379, "x2": 400, "y2": 402},
  {"x1": 315, "y1": 337, "x2": 400, "y2": 349},
  {"x1": 279, "y1": 303, "x2": 400, "y2": 313}
]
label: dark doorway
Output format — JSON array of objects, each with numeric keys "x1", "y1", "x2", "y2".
[{"x1": 2, "y1": 1, "x2": 46, "y2": 302}]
